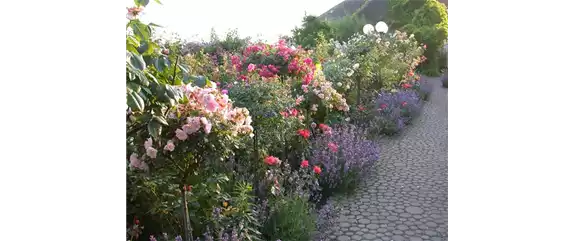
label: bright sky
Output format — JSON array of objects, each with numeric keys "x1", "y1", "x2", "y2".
[{"x1": 130, "y1": 0, "x2": 344, "y2": 43}]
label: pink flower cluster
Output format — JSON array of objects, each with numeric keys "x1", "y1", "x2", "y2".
[
  {"x1": 305, "y1": 70, "x2": 350, "y2": 112},
  {"x1": 129, "y1": 86, "x2": 254, "y2": 171},
  {"x1": 234, "y1": 40, "x2": 316, "y2": 83},
  {"x1": 176, "y1": 85, "x2": 253, "y2": 138}
]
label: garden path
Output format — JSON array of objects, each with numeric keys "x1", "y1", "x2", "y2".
[{"x1": 324, "y1": 76, "x2": 448, "y2": 241}]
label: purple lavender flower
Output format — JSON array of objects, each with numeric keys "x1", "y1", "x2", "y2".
[
  {"x1": 373, "y1": 88, "x2": 423, "y2": 134},
  {"x1": 311, "y1": 124, "x2": 381, "y2": 192}
]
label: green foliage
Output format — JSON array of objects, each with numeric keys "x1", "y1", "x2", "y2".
[
  {"x1": 263, "y1": 196, "x2": 317, "y2": 241},
  {"x1": 329, "y1": 15, "x2": 368, "y2": 42},
  {"x1": 228, "y1": 81, "x2": 299, "y2": 156},
  {"x1": 204, "y1": 28, "x2": 251, "y2": 55},
  {"x1": 386, "y1": 0, "x2": 448, "y2": 76},
  {"x1": 292, "y1": 15, "x2": 334, "y2": 49}
]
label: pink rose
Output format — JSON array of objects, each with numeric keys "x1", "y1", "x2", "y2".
[
  {"x1": 247, "y1": 63, "x2": 256, "y2": 72},
  {"x1": 146, "y1": 147, "x2": 158, "y2": 159},
  {"x1": 328, "y1": 142, "x2": 338, "y2": 153},
  {"x1": 175, "y1": 129, "x2": 188, "y2": 140},
  {"x1": 144, "y1": 138, "x2": 153, "y2": 150},
  {"x1": 129, "y1": 153, "x2": 141, "y2": 169},
  {"x1": 183, "y1": 117, "x2": 201, "y2": 134},
  {"x1": 164, "y1": 140, "x2": 175, "y2": 152},
  {"x1": 204, "y1": 94, "x2": 219, "y2": 112},
  {"x1": 200, "y1": 117, "x2": 212, "y2": 134}
]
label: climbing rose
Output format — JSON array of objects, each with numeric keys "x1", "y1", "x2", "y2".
[
  {"x1": 264, "y1": 156, "x2": 281, "y2": 166},
  {"x1": 297, "y1": 129, "x2": 311, "y2": 139},
  {"x1": 301, "y1": 160, "x2": 309, "y2": 168},
  {"x1": 164, "y1": 140, "x2": 175, "y2": 152},
  {"x1": 313, "y1": 165, "x2": 322, "y2": 174},
  {"x1": 328, "y1": 142, "x2": 338, "y2": 152},
  {"x1": 175, "y1": 129, "x2": 187, "y2": 140}
]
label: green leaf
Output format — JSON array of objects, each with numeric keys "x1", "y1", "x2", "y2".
[
  {"x1": 131, "y1": 21, "x2": 151, "y2": 41},
  {"x1": 152, "y1": 115, "x2": 169, "y2": 126},
  {"x1": 127, "y1": 92, "x2": 145, "y2": 112},
  {"x1": 126, "y1": 36, "x2": 139, "y2": 53},
  {"x1": 154, "y1": 56, "x2": 169, "y2": 72},
  {"x1": 148, "y1": 119, "x2": 162, "y2": 138},
  {"x1": 149, "y1": 22, "x2": 163, "y2": 28},
  {"x1": 178, "y1": 64, "x2": 189, "y2": 74},
  {"x1": 127, "y1": 82, "x2": 141, "y2": 93},
  {"x1": 192, "y1": 75, "x2": 207, "y2": 87},
  {"x1": 135, "y1": 0, "x2": 150, "y2": 7},
  {"x1": 129, "y1": 53, "x2": 146, "y2": 70}
]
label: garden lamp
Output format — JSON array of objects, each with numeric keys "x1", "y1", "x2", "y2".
[
  {"x1": 362, "y1": 24, "x2": 375, "y2": 35},
  {"x1": 375, "y1": 21, "x2": 388, "y2": 33}
]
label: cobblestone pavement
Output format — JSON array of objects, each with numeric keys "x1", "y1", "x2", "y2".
[{"x1": 324, "y1": 76, "x2": 448, "y2": 241}]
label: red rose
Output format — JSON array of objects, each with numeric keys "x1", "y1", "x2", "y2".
[
  {"x1": 313, "y1": 165, "x2": 322, "y2": 174},
  {"x1": 402, "y1": 83, "x2": 413, "y2": 89},
  {"x1": 297, "y1": 129, "x2": 311, "y2": 139},
  {"x1": 264, "y1": 156, "x2": 281, "y2": 166},
  {"x1": 289, "y1": 108, "x2": 299, "y2": 116},
  {"x1": 135, "y1": 219, "x2": 140, "y2": 225},
  {"x1": 301, "y1": 160, "x2": 309, "y2": 168}
]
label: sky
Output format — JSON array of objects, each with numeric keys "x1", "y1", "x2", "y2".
[{"x1": 129, "y1": 0, "x2": 344, "y2": 43}]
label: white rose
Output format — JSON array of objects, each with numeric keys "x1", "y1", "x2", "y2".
[{"x1": 347, "y1": 70, "x2": 354, "y2": 77}]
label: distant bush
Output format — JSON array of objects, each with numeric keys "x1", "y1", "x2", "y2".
[
  {"x1": 329, "y1": 15, "x2": 368, "y2": 42},
  {"x1": 386, "y1": 0, "x2": 448, "y2": 76},
  {"x1": 292, "y1": 15, "x2": 334, "y2": 49}
]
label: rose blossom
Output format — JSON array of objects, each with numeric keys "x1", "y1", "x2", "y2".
[
  {"x1": 146, "y1": 147, "x2": 158, "y2": 159},
  {"x1": 313, "y1": 165, "x2": 322, "y2": 174},
  {"x1": 164, "y1": 140, "x2": 175, "y2": 152},
  {"x1": 328, "y1": 142, "x2": 338, "y2": 152},
  {"x1": 264, "y1": 156, "x2": 281, "y2": 166},
  {"x1": 301, "y1": 160, "x2": 309, "y2": 168},
  {"x1": 175, "y1": 129, "x2": 188, "y2": 140}
]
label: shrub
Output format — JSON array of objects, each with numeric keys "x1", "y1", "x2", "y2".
[
  {"x1": 262, "y1": 196, "x2": 317, "y2": 241},
  {"x1": 386, "y1": 0, "x2": 448, "y2": 76},
  {"x1": 324, "y1": 30, "x2": 425, "y2": 106},
  {"x1": 371, "y1": 88, "x2": 423, "y2": 135},
  {"x1": 329, "y1": 15, "x2": 368, "y2": 42},
  {"x1": 292, "y1": 15, "x2": 334, "y2": 49},
  {"x1": 311, "y1": 124, "x2": 381, "y2": 195}
]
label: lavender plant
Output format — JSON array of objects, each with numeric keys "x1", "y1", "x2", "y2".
[
  {"x1": 370, "y1": 88, "x2": 423, "y2": 135},
  {"x1": 310, "y1": 124, "x2": 381, "y2": 195},
  {"x1": 415, "y1": 77, "x2": 433, "y2": 101}
]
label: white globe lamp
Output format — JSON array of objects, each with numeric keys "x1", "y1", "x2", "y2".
[
  {"x1": 375, "y1": 21, "x2": 388, "y2": 33},
  {"x1": 362, "y1": 24, "x2": 375, "y2": 35}
]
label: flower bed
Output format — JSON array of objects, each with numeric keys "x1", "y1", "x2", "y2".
[{"x1": 126, "y1": 2, "x2": 435, "y2": 240}]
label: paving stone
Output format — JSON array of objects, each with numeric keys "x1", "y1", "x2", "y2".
[{"x1": 321, "y1": 76, "x2": 448, "y2": 241}]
